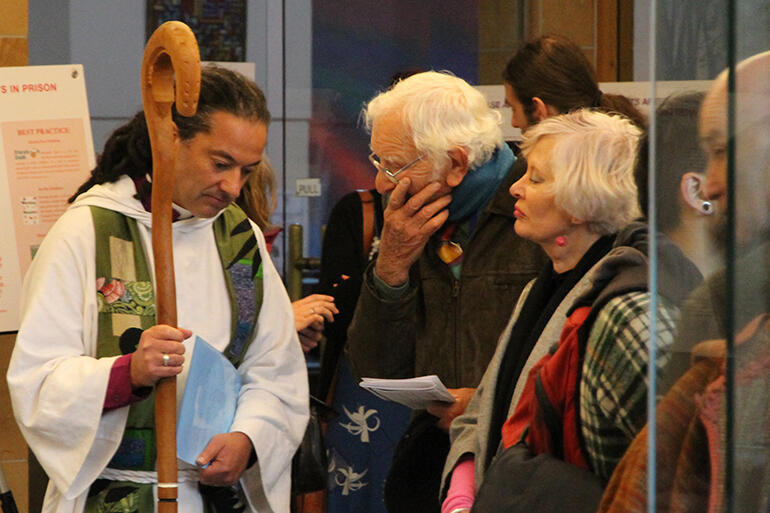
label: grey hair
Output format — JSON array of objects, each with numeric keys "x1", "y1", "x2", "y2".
[
  {"x1": 363, "y1": 71, "x2": 503, "y2": 170},
  {"x1": 521, "y1": 109, "x2": 642, "y2": 235}
]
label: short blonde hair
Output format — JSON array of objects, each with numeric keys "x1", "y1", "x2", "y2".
[
  {"x1": 521, "y1": 109, "x2": 642, "y2": 235},
  {"x1": 363, "y1": 71, "x2": 503, "y2": 170}
]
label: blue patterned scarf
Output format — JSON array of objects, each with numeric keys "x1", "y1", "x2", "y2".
[{"x1": 448, "y1": 144, "x2": 515, "y2": 222}]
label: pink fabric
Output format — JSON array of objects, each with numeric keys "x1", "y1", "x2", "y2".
[
  {"x1": 103, "y1": 353, "x2": 151, "y2": 411},
  {"x1": 441, "y1": 456, "x2": 475, "y2": 513}
]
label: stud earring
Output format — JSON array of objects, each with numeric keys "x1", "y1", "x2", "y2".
[{"x1": 555, "y1": 236, "x2": 567, "y2": 247}]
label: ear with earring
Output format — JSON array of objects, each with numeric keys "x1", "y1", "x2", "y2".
[
  {"x1": 555, "y1": 236, "x2": 567, "y2": 247},
  {"x1": 681, "y1": 172, "x2": 714, "y2": 215}
]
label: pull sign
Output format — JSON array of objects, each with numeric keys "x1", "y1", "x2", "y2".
[{"x1": 296, "y1": 178, "x2": 322, "y2": 197}]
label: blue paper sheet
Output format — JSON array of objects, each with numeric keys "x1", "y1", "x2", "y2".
[{"x1": 177, "y1": 336, "x2": 241, "y2": 466}]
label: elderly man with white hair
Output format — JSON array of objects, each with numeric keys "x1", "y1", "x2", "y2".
[{"x1": 344, "y1": 71, "x2": 545, "y2": 510}]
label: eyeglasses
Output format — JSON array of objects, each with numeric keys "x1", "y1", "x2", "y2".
[{"x1": 368, "y1": 152, "x2": 425, "y2": 183}]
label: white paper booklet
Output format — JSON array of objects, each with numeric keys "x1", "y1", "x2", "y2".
[{"x1": 359, "y1": 375, "x2": 456, "y2": 409}]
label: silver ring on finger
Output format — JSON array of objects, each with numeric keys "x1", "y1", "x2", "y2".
[{"x1": 162, "y1": 353, "x2": 170, "y2": 367}]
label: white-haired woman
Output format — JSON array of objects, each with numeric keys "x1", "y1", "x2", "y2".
[{"x1": 439, "y1": 109, "x2": 701, "y2": 513}]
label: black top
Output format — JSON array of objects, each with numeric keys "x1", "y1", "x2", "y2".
[{"x1": 316, "y1": 190, "x2": 383, "y2": 398}]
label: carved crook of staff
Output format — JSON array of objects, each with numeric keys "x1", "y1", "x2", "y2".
[{"x1": 140, "y1": 21, "x2": 200, "y2": 512}]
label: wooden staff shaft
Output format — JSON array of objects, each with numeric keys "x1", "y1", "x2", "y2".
[
  {"x1": 140, "y1": 21, "x2": 200, "y2": 512},
  {"x1": 151, "y1": 116, "x2": 178, "y2": 510}
]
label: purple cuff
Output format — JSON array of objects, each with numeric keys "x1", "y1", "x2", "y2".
[{"x1": 104, "y1": 353, "x2": 151, "y2": 412}]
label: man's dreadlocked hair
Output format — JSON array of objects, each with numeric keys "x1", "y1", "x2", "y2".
[{"x1": 69, "y1": 65, "x2": 271, "y2": 203}]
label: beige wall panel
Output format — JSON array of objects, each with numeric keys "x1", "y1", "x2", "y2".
[
  {"x1": 0, "y1": 37, "x2": 28, "y2": 66},
  {"x1": 0, "y1": 0, "x2": 28, "y2": 35},
  {"x1": 596, "y1": 0, "x2": 619, "y2": 81},
  {"x1": 540, "y1": 0, "x2": 595, "y2": 46},
  {"x1": 1, "y1": 335, "x2": 26, "y2": 461},
  {"x1": 1, "y1": 460, "x2": 29, "y2": 513},
  {"x1": 618, "y1": 0, "x2": 633, "y2": 81},
  {"x1": 525, "y1": 0, "x2": 541, "y2": 40},
  {"x1": 1, "y1": 333, "x2": 28, "y2": 513},
  {"x1": 479, "y1": 49, "x2": 515, "y2": 85},
  {"x1": 479, "y1": 1, "x2": 520, "y2": 49}
]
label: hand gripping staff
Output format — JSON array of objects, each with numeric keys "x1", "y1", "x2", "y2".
[{"x1": 140, "y1": 21, "x2": 200, "y2": 512}]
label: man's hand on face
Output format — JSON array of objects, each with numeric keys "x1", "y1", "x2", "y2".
[{"x1": 375, "y1": 178, "x2": 451, "y2": 286}]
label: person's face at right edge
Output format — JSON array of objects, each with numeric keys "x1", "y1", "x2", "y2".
[{"x1": 700, "y1": 68, "x2": 770, "y2": 250}]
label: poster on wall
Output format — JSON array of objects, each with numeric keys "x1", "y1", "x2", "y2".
[
  {"x1": 146, "y1": 0, "x2": 247, "y2": 61},
  {"x1": 0, "y1": 65, "x2": 95, "y2": 332}
]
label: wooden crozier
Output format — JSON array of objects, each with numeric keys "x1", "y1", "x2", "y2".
[{"x1": 140, "y1": 21, "x2": 200, "y2": 512}]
